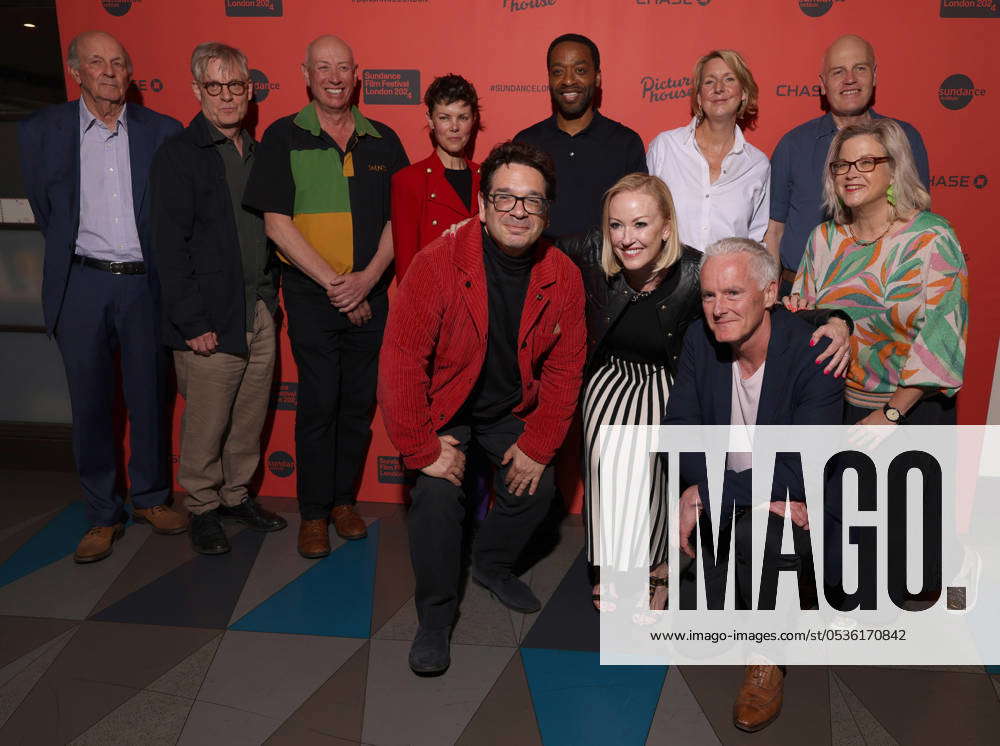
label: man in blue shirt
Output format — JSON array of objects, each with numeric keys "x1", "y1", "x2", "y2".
[{"x1": 764, "y1": 34, "x2": 929, "y2": 284}]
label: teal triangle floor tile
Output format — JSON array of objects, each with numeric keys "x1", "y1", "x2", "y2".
[
  {"x1": 231, "y1": 522, "x2": 380, "y2": 638},
  {"x1": 521, "y1": 648, "x2": 666, "y2": 746},
  {"x1": 0, "y1": 502, "x2": 91, "y2": 588},
  {"x1": 90, "y1": 528, "x2": 264, "y2": 628}
]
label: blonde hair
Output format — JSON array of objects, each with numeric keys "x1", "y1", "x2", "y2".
[
  {"x1": 822, "y1": 118, "x2": 930, "y2": 225},
  {"x1": 600, "y1": 173, "x2": 683, "y2": 277},
  {"x1": 690, "y1": 49, "x2": 759, "y2": 130},
  {"x1": 190, "y1": 42, "x2": 249, "y2": 83}
]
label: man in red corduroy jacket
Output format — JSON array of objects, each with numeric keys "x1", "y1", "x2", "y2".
[{"x1": 379, "y1": 141, "x2": 586, "y2": 676}]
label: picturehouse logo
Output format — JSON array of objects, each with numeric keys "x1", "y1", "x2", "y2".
[
  {"x1": 225, "y1": 0, "x2": 283, "y2": 16},
  {"x1": 250, "y1": 69, "x2": 279, "y2": 103},
  {"x1": 268, "y1": 451, "x2": 295, "y2": 478},
  {"x1": 269, "y1": 381, "x2": 297, "y2": 411},
  {"x1": 940, "y1": 0, "x2": 1000, "y2": 17},
  {"x1": 798, "y1": 0, "x2": 836, "y2": 17},
  {"x1": 363, "y1": 70, "x2": 420, "y2": 105},
  {"x1": 101, "y1": 0, "x2": 137, "y2": 16},
  {"x1": 938, "y1": 74, "x2": 986, "y2": 110},
  {"x1": 930, "y1": 174, "x2": 989, "y2": 190},
  {"x1": 501, "y1": 0, "x2": 556, "y2": 11},
  {"x1": 641, "y1": 74, "x2": 691, "y2": 103}
]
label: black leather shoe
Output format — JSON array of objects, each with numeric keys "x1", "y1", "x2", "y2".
[
  {"x1": 409, "y1": 626, "x2": 451, "y2": 675},
  {"x1": 217, "y1": 498, "x2": 288, "y2": 532},
  {"x1": 471, "y1": 568, "x2": 541, "y2": 613},
  {"x1": 190, "y1": 511, "x2": 230, "y2": 555}
]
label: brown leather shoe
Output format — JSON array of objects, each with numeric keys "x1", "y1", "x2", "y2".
[
  {"x1": 331, "y1": 504, "x2": 367, "y2": 540},
  {"x1": 298, "y1": 519, "x2": 331, "y2": 558},
  {"x1": 133, "y1": 504, "x2": 188, "y2": 535},
  {"x1": 74, "y1": 524, "x2": 124, "y2": 564},
  {"x1": 733, "y1": 664, "x2": 784, "y2": 732}
]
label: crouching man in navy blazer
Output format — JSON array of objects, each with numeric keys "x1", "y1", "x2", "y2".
[
  {"x1": 663, "y1": 237, "x2": 845, "y2": 733},
  {"x1": 18, "y1": 31, "x2": 185, "y2": 563}
]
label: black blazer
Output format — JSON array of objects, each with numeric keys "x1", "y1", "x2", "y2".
[
  {"x1": 663, "y1": 307, "x2": 845, "y2": 506},
  {"x1": 18, "y1": 100, "x2": 181, "y2": 334},
  {"x1": 150, "y1": 113, "x2": 277, "y2": 354},
  {"x1": 557, "y1": 227, "x2": 702, "y2": 379}
]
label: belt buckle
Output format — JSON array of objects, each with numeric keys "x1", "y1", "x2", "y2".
[{"x1": 108, "y1": 261, "x2": 126, "y2": 274}]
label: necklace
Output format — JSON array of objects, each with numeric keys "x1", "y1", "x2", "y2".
[
  {"x1": 847, "y1": 219, "x2": 893, "y2": 247},
  {"x1": 626, "y1": 270, "x2": 662, "y2": 303}
]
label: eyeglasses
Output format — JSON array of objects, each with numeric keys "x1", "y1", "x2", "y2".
[
  {"x1": 200, "y1": 80, "x2": 249, "y2": 96},
  {"x1": 487, "y1": 193, "x2": 550, "y2": 215},
  {"x1": 829, "y1": 156, "x2": 892, "y2": 176}
]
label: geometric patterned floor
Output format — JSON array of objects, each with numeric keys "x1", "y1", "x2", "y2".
[{"x1": 2, "y1": 469, "x2": 1000, "y2": 745}]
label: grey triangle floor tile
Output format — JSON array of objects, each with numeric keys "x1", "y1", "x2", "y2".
[
  {"x1": 645, "y1": 667, "x2": 721, "y2": 745},
  {"x1": 272, "y1": 640, "x2": 369, "y2": 742},
  {"x1": 265, "y1": 721, "x2": 359, "y2": 745},
  {"x1": 0, "y1": 616, "x2": 78, "y2": 672},
  {"x1": 228, "y1": 520, "x2": 356, "y2": 625},
  {"x1": 829, "y1": 671, "x2": 872, "y2": 746},
  {"x1": 197, "y1": 631, "x2": 366, "y2": 722},
  {"x1": 0, "y1": 627, "x2": 77, "y2": 729},
  {"x1": 146, "y1": 634, "x2": 222, "y2": 699},
  {"x1": 830, "y1": 672, "x2": 897, "y2": 745},
  {"x1": 456, "y1": 648, "x2": 542, "y2": 746},
  {"x1": 178, "y1": 700, "x2": 282, "y2": 746},
  {"x1": 68, "y1": 689, "x2": 194, "y2": 746},
  {"x1": 0, "y1": 525, "x2": 151, "y2": 619},
  {"x1": 363, "y1": 639, "x2": 514, "y2": 746},
  {"x1": 369, "y1": 512, "x2": 414, "y2": 635},
  {"x1": 835, "y1": 667, "x2": 1000, "y2": 744},
  {"x1": 681, "y1": 665, "x2": 830, "y2": 745}
]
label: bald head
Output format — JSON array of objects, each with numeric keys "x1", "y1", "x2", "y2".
[
  {"x1": 302, "y1": 35, "x2": 357, "y2": 115},
  {"x1": 68, "y1": 30, "x2": 132, "y2": 74},
  {"x1": 819, "y1": 34, "x2": 877, "y2": 118}
]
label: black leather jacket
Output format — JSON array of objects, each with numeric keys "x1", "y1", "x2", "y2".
[{"x1": 557, "y1": 228, "x2": 702, "y2": 380}]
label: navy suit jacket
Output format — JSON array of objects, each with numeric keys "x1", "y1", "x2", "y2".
[
  {"x1": 17, "y1": 99, "x2": 182, "y2": 334},
  {"x1": 663, "y1": 307, "x2": 844, "y2": 506}
]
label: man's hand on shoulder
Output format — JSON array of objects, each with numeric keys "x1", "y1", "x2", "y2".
[
  {"x1": 186, "y1": 331, "x2": 218, "y2": 356},
  {"x1": 420, "y1": 435, "x2": 466, "y2": 486}
]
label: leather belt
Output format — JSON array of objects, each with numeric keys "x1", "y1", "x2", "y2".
[{"x1": 73, "y1": 255, "x2": 146, "y2": 275}]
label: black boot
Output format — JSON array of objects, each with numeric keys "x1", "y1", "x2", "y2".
[
  {"x1": 217, "y1": 498, "x2": 288, "y2": 532},
  {"x1": 190, "y1": 510, "x2": 230, "y2": 555}
]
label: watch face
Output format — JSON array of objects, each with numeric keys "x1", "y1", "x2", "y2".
[{"x1": 884, "y1": 407, "x2": 901, "y2": 422}]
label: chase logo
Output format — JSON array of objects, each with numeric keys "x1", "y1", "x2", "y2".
[
  {"x1": 930, "y1": 174, "x2": 989, "y2": 189},
  {"x1": 940, "y1": 0, "x2": 1000, "y2": 17},
  {"x1": 250, "y1": 69, "x2": 279, "y2": 103},
  {"x1": 101, "y1": 0, "x2": 137, "y2": 16},
  {"x1": 939, "y1": 74, "x2": 986, "y2": 110},
  {"x1": 776, "y1": 83, "x2": 823, "y2": 97},
  {"x1": 798, "y1": 0, "x2": 837, "y2": 16},
  {"x1": 269, "y1": 381, "x2": 297, "y2": 411},
  {"x1": 363, "y1": 70, "x2": 420, "y2": 105},
  {"x1": 225, "y1": 0, "x2": 283, "y2": 16},
  {"x1": 268, "y1": 451, "x2": 295, "y2": 478},
  {"x1": 132, "y1": 78, "x2": 164, "y2": 94},
  {"x1": 501, "y1": 0, "x2": 556, "y2": 11},
  {"x1": 641, "y1": 74, "x2": 691, "y2": 103}
]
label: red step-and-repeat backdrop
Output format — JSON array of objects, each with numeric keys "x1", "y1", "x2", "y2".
[{"x1": 55, "y1": 0, "x2": 1000, "y2": 507}]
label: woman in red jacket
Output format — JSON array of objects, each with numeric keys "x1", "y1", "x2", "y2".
[{"x1": 391, "y1": 74, "x2": 481, "y2": 281}]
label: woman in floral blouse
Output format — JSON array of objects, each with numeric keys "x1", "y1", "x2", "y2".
[{"x1": 787, "y1": 118, "x2": 967, "y2": 425}]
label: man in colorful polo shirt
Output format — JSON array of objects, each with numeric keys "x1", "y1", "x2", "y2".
[{"x1": 244, "y1": 35, "x2": 408, "y2": 558}]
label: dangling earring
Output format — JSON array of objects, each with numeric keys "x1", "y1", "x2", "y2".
[{"x1": 886, "y1": 184, "x2": 897, "y2": 206}]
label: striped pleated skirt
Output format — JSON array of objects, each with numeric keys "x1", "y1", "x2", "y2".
[{"x1": 582, "y1": 354, "x2": 670, "y2": 571}]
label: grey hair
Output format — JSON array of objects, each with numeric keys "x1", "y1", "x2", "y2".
[
  {"x1": 67, "y1": 31, "x2": 133, "y2": 75},
  {"x1": 700, "y1": 237, "x2": 779, "y2": 290},
  {"x1": 190, "y1": 42, "x2": 249, "y2": 83},
  {"x1": 822, "y1": 118, "x2": 930, "y2": 225}
]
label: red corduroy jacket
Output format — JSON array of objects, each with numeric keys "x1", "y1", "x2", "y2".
[{"x1": 378, "y1": 218, "x2": 586, "y2": 470}]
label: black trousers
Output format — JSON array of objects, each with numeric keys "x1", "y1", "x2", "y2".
[
  {"x1": 409, "y1": 414, "x2": 556, "y2": 629},
  {"x1": 282, "y1": 267, "x2": 383, "y2": 519}
]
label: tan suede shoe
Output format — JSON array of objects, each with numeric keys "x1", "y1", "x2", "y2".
[
  {"x1": 133, "y1": 504, "x2": 188, "y2": 535},
  {"x1": 298, "y1": 519, "x2": 331, "y2": 559},
  {"x1": 733, "y1": 664, "x2": 784, "y2": 732},
  {"x1": 74, "y1": 524, "x2": 124, "y2": 564},
  {"x1": 331, "y1": 505, "x2": 367, "y2": 540}
]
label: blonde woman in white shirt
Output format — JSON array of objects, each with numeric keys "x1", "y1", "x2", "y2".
[{"x1": 646, "y1": 49, "x2": 769, "y2": 252}]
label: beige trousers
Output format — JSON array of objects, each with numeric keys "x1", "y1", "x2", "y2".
[{"x1": 174, "y1": 300, "x2": 276, "y2": 514}]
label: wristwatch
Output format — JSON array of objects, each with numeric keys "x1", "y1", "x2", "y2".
[{"x1": 882, "y1": 404, "x2": 904, "y2": 423}]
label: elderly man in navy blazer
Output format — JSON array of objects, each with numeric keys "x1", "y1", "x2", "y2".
[
  {"x1": 18, "y1": 30, "x2": 186, "y2": 563},
  {"x1": 664, "y1": 237, "x2": 845, "y2": 733}
]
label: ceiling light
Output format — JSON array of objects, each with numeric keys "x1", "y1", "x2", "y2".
[{"x1": 23, "y1": 23, "x2": 37, "y2": 29}]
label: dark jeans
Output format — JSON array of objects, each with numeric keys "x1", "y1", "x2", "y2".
[
  {"x1": 409, "y1": 414, "x2": 556, "y2": 629},
  {"x1": 282, "y1": 266, "x2": 383, "y2": 519},
  {"x1": 55, "y1": 262, "x2": 169, "y2": 525}
]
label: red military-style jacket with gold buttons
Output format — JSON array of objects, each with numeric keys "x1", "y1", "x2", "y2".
[
  {"x1": 378, "y1": 218, "x2": 587, "y2": 470},
  {"x1": 390, "y1": 152, "x2": 481, "y2": 281}
]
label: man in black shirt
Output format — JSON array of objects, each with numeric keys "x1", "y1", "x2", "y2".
[{"x1": 514, "y1": 33, "x2": 647, "y2": 239}]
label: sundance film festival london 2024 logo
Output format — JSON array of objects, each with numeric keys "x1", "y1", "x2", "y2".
[
  {"x1": 250, "y1": 69, "x2": 280, "y2": 103},
  {"x1": 798, "y1": 0, "x2": 846, "y2": 17},
  {"x1": 225, "y1": 0, "x2": 283, "y2": 16},
  {"x1": 268, "y1": 451, "x2": 295, "y2": 478},
  {"x1": 101, "y1": 0, "x2": 139, "y2": 16},
  {"x1": 939, "y1": 74, "x2": 986, "y2": 110},
  {"x1": 940, "y1": 0, "x2": 1000, "y2": 17},
  {"x1": 363, "y1": 70, "x2": 420, "y2": 105}
]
